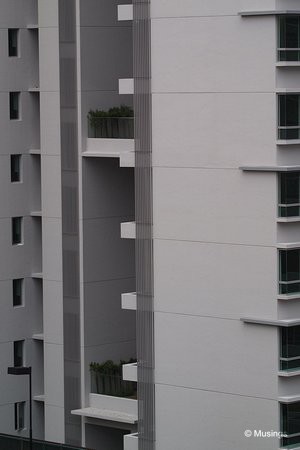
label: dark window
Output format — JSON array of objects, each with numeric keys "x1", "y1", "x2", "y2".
[
  {"x1": 14, "y1": 402, "x2": 25, "y2": 431},
  {"x1": 279, "y1": 249, "x2": 300, "y2": 294},
  {"x1": 12, "y1": 217, "x2": 22, "y2": 245},
  {"x1": 278, "y1": 16, "x2": 300, "y2": 61},
  {"x1": 13, "y1": 279, "x2": 23, "y2": 307},
  {"x1": 281, "y1": 326, "x2": 300, "y2": 371},
  {"x1": 281, "y1": 402, "x2": 300, "y2": 448},
  {"x1": 13, "y1": 340, "x2": 24, "y2": 367},
  {"x1": 10, "y1": 154, "x2": 21, "y2": 182},
  {"x1": 279, "y1": 172, "x2": 300, "y2": 217},
  {"x1": 9, "y1": 92, "x2": 20, "y2": 120},
  {"x1": 278, "y1": 94, "x2": 300, "y2": 140},
  {"x1": 8, "y1": 29, "x2": 19, "y2": 57}
]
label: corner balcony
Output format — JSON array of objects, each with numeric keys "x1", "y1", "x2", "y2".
[
  {"x1": 72, "y1": 368, "x2": 137, "y2": 428},
  {"x1": 84, "y1": 115, "x2": 135, "y2": 167}
]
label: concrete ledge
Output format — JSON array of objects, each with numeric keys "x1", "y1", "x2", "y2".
[
  {"x1": 241, "y1": 317, "x2": 300, "y2": 327},
  {"x1": 32, "y1": 333, "x2": 44, "y2": 341},
  {"x1": 240, "y1": 165, "x2": 300, "y2": 172},
  {"x1": 124, "y1": 433, "x2": 138, "y2": 450},
  {"x1": 121, "y1": 222, "x2": 136, "y2": 239},
  {"x1": 123, "y1": 363, "x2": 137, "y2": 382},
  {"x1": 72, "y1": 393, "x2": 138, "y2": 424},
  {"x1": 278, "y1": 394, "x2": 300, "y2": 403},
  {"x1": 277, "y1": 217, "x2": 300, "y2": 223},
  {"x1": 277, "y1": 242, "x2": 300, "y2": 249},
  {"x1": 118, "y1": 5, "x2": 133, "y2": 21},
  {"x1": 119, "y1": 78, "x2": 134, "y2": 95},
  {"x1": 121, "y1": 292, "x2": 137, "y2": 310},
  {"x1": 239, "y1": 10, "x2": 300, "y2": 16},
  {"x1": 279, "y1": 370, "x2": 300, "y2": 378}
]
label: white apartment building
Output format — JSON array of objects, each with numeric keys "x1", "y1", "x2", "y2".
[{"x1": 2, "y1": 1, "x2": 300, "y2": 450}]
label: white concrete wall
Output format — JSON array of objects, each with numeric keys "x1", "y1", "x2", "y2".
[{"x1": 151, "y1": 1, "x2": 282, "y2": 449}]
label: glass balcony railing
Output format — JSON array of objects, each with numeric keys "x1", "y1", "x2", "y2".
[
  {"x1": 0, "y1": 433, "x2": 92, "y2": 450},
  {"x1": 88, "y1": 117, "x2": 134, "y2": 139},
  {"x1": 91, "y1": 372, "x2": 137, "y2": 398}
]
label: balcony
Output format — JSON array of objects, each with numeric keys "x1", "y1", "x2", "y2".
[{"x1": 84, "y1": 107, "x2": 135, "y2": 167}]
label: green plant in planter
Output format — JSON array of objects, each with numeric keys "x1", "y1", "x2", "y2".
[
  {"x1": 88, "y1": 105, "x2": 134, "y2": 138},
  {"x1": 90, "y1": 358, "x2": 137, "y2": 397}
]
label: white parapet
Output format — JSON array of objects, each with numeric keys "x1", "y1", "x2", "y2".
[
  {"x1": 71, "y1": 393, "x2": 138, "y2": 424},
  {"x1": 124, "y1": 433, "x2": 138, "y2": 450},
  {"x1": 118, "y1": 5, "x2": 133, "y2": 21},
  {"x1": 121, "y1": 292, "x2": 137, "y2": 310},
  {"x1": 123, "y1": 362, "x2": 137, "y2": 382},
  {"x1": 119, "y1": 78, "x2": 134, "y2": 95},
  {"x1": 121, "y1": 222, "x2": 136, "y2": 239}
]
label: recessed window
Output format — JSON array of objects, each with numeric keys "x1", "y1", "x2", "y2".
[
  {"x1": 10, "y1": 155, "x2": 22, "y2": 183},
  {"x1": 278, "y1": 16, "x2": 300, "y2": 62},
  {"x1": 281, "y1": 402, "x2": 300, "y2": 448},
  {"x1": 279, "y1": 172, "x2": 300, "y2": 217},
  {"x1": 8, "y1": 29, "x2": 19, "y2": 57},
  {"x1": 278, "y1": 94, "x2": 300, "y2": 140},
  {"x1": 13, "y1": 340, "x2": 24, "y2": 367},
  {"x1": 9, "y1": 92, "x2": 20, "y2": 120},
  {"x1": 280, "y1": 326, "x2": 300, "y2": 371},
  {"x1": 14, "y1": 402, "x2": 25, "y2": 431},
  {"x1": 13, "y1": 279, "x2": 24, "y2": 307},
  {"x1": 12, "y1": 217, "x2": 23, "y2": 245},
  {"x1": 279, "y1": 249, "x2": 300, "y2": 295}
]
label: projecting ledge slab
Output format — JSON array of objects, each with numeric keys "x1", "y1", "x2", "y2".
[
  {"x1": 278, "y1": 394, "x2": 300, "y2": 404},
  {"x1": 240, "y1": 166, "x2": 300, "y2": 172},
  {"x1": 121, "y1": 292, "x2": 137, "y2": 310},
  {"x1": 71, "y1": 407, "x2": 137, "y2": 424},
  {"x1": 239, "y1": 10, "x2": 300, "y2": 16},
  {"x1": 277, "y1": 242, "x2": 300, "y2": 249},
  {"x1": 118, "y1": 4, "x2": 133, "y2": 21},
  {"x1": 121, "y1": 222, "x2": 136, "y2": 239},
  {"x1": 241, "y1": 317, "x2": 300, "y2": 327}
]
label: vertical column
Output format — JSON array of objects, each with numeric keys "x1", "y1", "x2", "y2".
[
  {"x1": 133, "y1": 1, "x2": 155, "y2": 450},
  {"x1": 58, "y1": 0, "x2": 81, "y2": 445}
]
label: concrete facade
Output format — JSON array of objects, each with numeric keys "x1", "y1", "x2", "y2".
[{"x1": 1, "y1": 1, "x2": 299, "y2": 450}]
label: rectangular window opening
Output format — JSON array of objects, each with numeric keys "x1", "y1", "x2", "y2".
[
  {"x1": 14, "y1": 402, "x2": 25, "y2": 431},
  {"x1": 10, "y1": 154, "x2": 22, "y2": 183},
  {"x1": 12, "y1": 217, "x2": 23, "y2": 245},
  {"x1": 13, "y1": 279, "x2": 24, "y2": 307},
  {"x1": 278, "y1": 94, "x2": 300, "y2": 140},
  {"x1": 279, "y1": 249, "x2": 300, "y2": 295},
  {"x1": 13, "y1": 340, "x2": 24, "y2": 367},
  {"x1": 278, "y1": 172, "x2": 300, "y2": 217},
  {"x1": 278, "y1": 16, "x2": 300, "y2": 62},
  {"x1": 280, "y1": 326, "x2": 300, "y2": 371},
  {"x1": 281, "y1": 402, "x2": 300, "y2": 448},
  {"x1": 9, "y1": 92, "x2": 20, "y2": 120},
  {"x1": 8, "y1": 29, "x2": 19, "y2": 57}
]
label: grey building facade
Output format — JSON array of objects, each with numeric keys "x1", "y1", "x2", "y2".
[{"x1": 2, "y1": 1, "x2": 300, "y2": 450}]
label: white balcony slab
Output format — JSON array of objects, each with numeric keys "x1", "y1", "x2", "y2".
[
  {"x1": 84, "y1": 139, "x2": 135, "y2": 167},
  {"x1": 278, "y1": 293, "x2": 300, "y2": 301},
  {"x1": 118, "y1": 5, "x2": 133, "y2": 21},
  {"x1": 278, "y1": 394, "x2": 300, "y2": 404},
  {"x1": 71, "y1": 393, "x2": 137, "y2": 424},
  {"x1": 123, "y1": 363, "x2": 137, "y2": 382},
  {"x1": 32, "y1": 333, "x2": 44, "y2": 341},
  {"x1": 31, "y1": 272, "x2": 43, "y2": 279},
  {"x1": 121, "y1": 222, "x2": 136, "y2": 239},
  {"x1": 33, "y1": 394, "x2": 45, "y2": 402},
  {"x1": 276, "y1": 139, "x2": 300, "y2": 146},
  {"x1": 124, "y1": 433, "x2": 138, "y2": 450},
  {"x1": 276, "y1": 62, "x2": 300, "y2": 67},
  {"x1": 29, "y1": 149, "x2": 41, "y2": 155},
  {"x1": 279, "y1": 370, "x2": 300, "y2": 378},
  {"x1": 241, "y1": 317, "x2": 300, "y2": 327},
  {"x1": 27, "y1": 24, "x2": 38, "y2": 29},
  {"x1": 277, "y1": 242, "x2": 300, "y2": 249},
  {"x1": 240, "y1": 165, "x2": 300, "y2": 172},
  {"x1": 277, "y1": 217, "x2": 300, "y2": 223},
  {"x1": 119, "y1": 78, "x2": 134, "y2": 95},
  {"x1": 239, "y1": 10, "x2": 300, "y2": 17},
  {"x1": 121, "y1": 292, "x2": 137, "y2": 310},
  {"x1": 30, "y1": 211, "x2": 42, "y2": 217},
  {"x1": 28, "y1": 87, "x2": 40, "y2": 93}
]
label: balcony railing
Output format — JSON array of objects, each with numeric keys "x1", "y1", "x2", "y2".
[
  {"x1": 0, "y1": 433, "x2": 92, "y2": 450},
  {"x1": 88, "y1": 117, "x2": 134, "y2": 139},
  {"x1": 91, "y1": 372, "x2": 136, "y2": 398}
]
